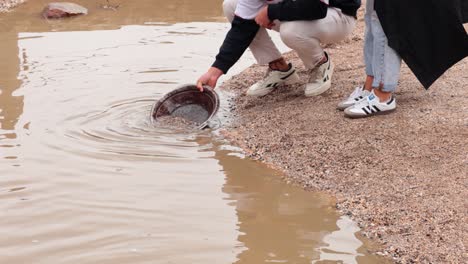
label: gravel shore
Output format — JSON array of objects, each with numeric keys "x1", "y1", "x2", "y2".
[
  {"x1": 220, "y1": 9, "x2": 468, "y2": 264},
  {"x1": 0, "y1": 0, "x2": 25, "y2": 12}
]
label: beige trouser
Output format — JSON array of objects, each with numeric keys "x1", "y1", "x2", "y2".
[{"x1": 223, "y1": 0, "x2": 357, "y2": 69}]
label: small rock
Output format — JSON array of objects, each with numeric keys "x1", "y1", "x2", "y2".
[{"x1": 42, "y1": 2, "x2": 88, "y2": 19}]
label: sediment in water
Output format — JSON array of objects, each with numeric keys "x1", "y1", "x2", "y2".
[{"x1": 155, "y1": 115, "x2": 200, "y2": 130}]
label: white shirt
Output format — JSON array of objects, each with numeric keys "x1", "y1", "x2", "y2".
[{"x1": 234, "y1": 0, "x2": 329, "y2": 20}]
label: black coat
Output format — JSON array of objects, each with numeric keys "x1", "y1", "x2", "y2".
[{"x1": 375, "y1": 0, "x2": 468, "y2": 89}]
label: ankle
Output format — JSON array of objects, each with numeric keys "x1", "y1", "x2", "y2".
[
  {"x1": 363, "y1": 75, "x2": 374, "y2": 91},
  {"x1": 373, "y1": 88, "x2": 392, "y2": 102},
  {"x1": 317, "y1": 53, "x2": 328, "y2": 66},
  {"x1": 269, "y1": 57, "x2": 289, "y2": 71},
  {"x1": 363, "y1": 85, "x2": 373, "y2": 92}
]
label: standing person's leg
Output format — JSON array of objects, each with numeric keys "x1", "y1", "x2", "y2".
[
  {"x1": 337, "y1": 0, "x2": 375, "y2": 110},
  {"x1": 363, "y1": 0, "x2": 377, "y2": 92},
  {"x1": 279, "y1": 7, "x2": 356, "y2": 96},
  {"x1": 344, "y1": 2, "x2": 402, "y2": 118},
  {"x1": 369, "y1": 12, "x2": 401, "y2": 100}
]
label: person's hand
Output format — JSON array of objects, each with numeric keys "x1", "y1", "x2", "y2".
[
  {"x1": 255, "y1": 6, "x2": 275, "y2": 29},
  {"x1": 196, "y1": 67, "x2": 223, "y2": 92}
]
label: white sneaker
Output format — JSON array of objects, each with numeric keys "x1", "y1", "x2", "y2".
[
  {"x1": 304, "y1": 52, "x2": 334, "y2": 97},
  {"x1": 246, "y1": 63, "x2": 300, "y2": 97},
  {"x1": 337, "y1": 86, "x2": 371, "y2": 111},
  {"x1": 344, "y1": 90, "x2": 396, "y2": 118}
]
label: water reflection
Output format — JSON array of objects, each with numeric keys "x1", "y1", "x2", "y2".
[
  {"x1": 0, "y1": 32, "x2": 23, "y2": 136},
  {"x1": 211, "y1": 143, "x2": 382, "y2": 263}
]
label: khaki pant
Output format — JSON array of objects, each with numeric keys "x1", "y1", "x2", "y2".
[{"x1": 223, "y1": 0, "x2": 357, "y2": 69}]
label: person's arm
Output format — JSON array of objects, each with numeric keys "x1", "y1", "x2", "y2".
[
  {"x1": 211, "y1": 15, "x2": 260, "y2": 74},
  {"x1": 197, "y1": 16, "x2": 259, "y2": 91},
  {"x1": 197, "y1": 0, "x2": 265, "y2": 91},
  {"x1": 268, "y1": 0, "x2": 329, "y2": 21}
]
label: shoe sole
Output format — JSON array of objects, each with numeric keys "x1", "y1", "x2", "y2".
[
  {"x1": 337, "y1": 103, "x2": 353, "y2": 111},
  {"x1": 246, "y1": 88, "x2": 274, "y2": 97},
  {"x1": 304, "y1": 62, "x2": 334, "y2": 97},
  {"x1": 338, "y1": 93, "x2": 370, "y2": 111},
  {"x1": 344, "y1": 108, "x2": 396, "y2": 119},
  {"x1": 246, "y1": 72, "x2": 300, "y2": 97},
  {"x1": 305, "y1": 81, "x2": 331, "y2": 97}
]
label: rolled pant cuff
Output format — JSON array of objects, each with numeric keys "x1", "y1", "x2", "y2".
[
  {"x1": 372, "y1": 79, "x2": 397, "y2": 92},
  {"x1": 381, "y1": 84, "x2": 397, "y2": 93},
  {"x1": 256, "y1": 55, "x2": 283, "y2": 65}
]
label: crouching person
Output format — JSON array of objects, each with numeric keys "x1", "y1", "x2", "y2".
[{"x1": 197, "y1": 0, "x2": 361, "y2": 97}]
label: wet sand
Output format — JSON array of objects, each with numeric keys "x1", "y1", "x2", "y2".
[{"x1": 220, "y1": 8, "x2": 468, "y2": 264}]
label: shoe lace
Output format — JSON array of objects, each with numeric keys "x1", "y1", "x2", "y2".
[
  {"x1": 350, "y1": 86, "x2": 363, "y2": 98},
  {"x1": 254, "y1": 68, "x2": 274, "y2": 87},
  {"x1": 354, "y1": 95, "x2": 371, "y2": 109},
  {"x1": 307, "y1": 57, "x2": 330, "y2": 83},
  {"x1": 263, "y1": 68, "x2": 273, "y2": 78},
  {"x1": 307, "y1": 67, "x2": 321, "y2": 83}
]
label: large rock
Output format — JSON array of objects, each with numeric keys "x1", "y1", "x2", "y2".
[{"x1": 42, "y1": 2, "x2": 88, "y2": 19}]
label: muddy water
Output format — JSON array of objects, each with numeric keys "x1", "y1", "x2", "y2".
[{"x1": 0, "y1": 1, "x2": 386, "y2": 263}]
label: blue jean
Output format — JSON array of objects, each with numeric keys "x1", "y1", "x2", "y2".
[{"x1": 364, "y1": 0, "x2": 402, "y2": 92}]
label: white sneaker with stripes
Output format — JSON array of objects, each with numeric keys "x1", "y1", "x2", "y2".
[
  {"x1": 304, "y1": 52, "x2": 334, "y2": 97},
  {"x1": 344, "y1": 90, "x2": 396, "y2": 118},
  {"x1": 246, "y1": 63, "x2": 300, "y2": 97},
  {"x1": 337, "y1": 86, "x2": 371, "y2": 110}
]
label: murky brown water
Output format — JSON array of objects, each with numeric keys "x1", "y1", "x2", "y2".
[{"x1": 0, "y1": 1, "x2": 387, "y2": 263}]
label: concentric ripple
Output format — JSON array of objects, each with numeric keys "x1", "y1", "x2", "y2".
[{"x1": 61, "y1": 97, "x2": 205, "y2": 161}]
